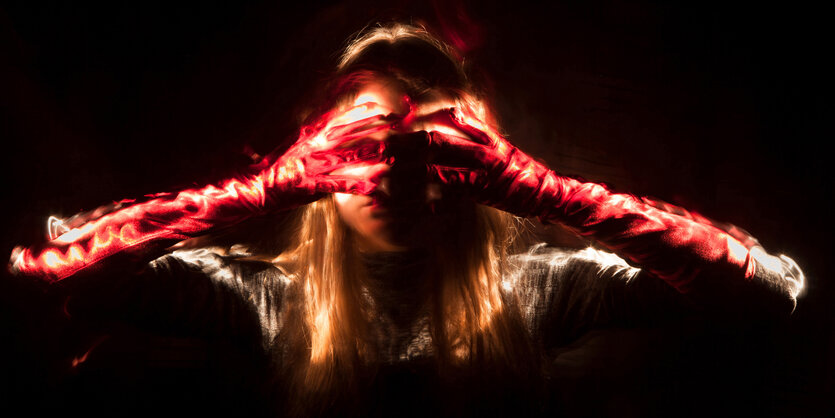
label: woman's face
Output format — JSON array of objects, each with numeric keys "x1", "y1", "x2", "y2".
[{"x1": 330, "y1": 80, "x2": 455, "y2": 253}]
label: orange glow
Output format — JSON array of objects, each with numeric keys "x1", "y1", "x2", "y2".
[
  {"x1": 67, "y1": 245, "x2": 84, "y2": 263},
  {"x1": 353, "y1": 93, "x2": 382, "y2": 107},
  {"x1": 90, "y1": 226, "x2": 115, "y2": 252},
  {"x1": 726, "y1": 237, "x2": 753, "y2": 278},
  {"x1": 517, "y1": 162, "x2": 538, "y2": 183},
  {"x1": 340, "y1": 101, "x2": 388, "y2": 125},
  {"x1": 55, "y1": 222, "x2": 97, "y2": 243},
  {"x1": 43, "y1": 250, "x2": 61, "y2": 269},
  {"x1": 71, "y1": 336, "x2": 109, "y2": 368}
]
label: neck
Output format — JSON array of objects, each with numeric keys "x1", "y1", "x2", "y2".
[{"x1": 360, "y1": 249, "x2": 432, "y2": 321}]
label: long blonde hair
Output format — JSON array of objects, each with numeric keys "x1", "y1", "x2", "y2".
[{"x1": 273, "y1": 23, "x2": 538, "y2": 410}]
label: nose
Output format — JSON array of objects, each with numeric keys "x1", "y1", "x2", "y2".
[
  {"x1": 383, "y1": 130, "x2": 431, "y2": 160},
  {"x1": 376, "y1": 177, "x2": 391, "y2": 196},
  {"x1": 378, "y1": 132, "x2": 429, "y2": 204}
]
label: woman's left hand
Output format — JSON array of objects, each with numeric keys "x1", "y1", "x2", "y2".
[
  {"x1": 390, "y1": 107, "x2": 804, "y2": 308},
  {"x1": 390, "y1": 107, "x2": 562, "y2": 219}
]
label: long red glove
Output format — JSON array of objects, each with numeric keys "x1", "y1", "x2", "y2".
[
  {"x1": 10, "y1": 104, "x2": 395, "y2": 282},
  {"x1": 410, "y1": 108, "x2": 802, "y2": 295}
]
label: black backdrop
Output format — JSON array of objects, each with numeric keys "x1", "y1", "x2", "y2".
[{"x1": 1, "y1": 1, "x2": 831, "y2": 416}]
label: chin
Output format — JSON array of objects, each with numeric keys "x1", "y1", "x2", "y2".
[
  {"x1": 358, "y1": 210, "x2": 433, "y2": 251},
  {"x1": 341, "y1": 193, "x2": 461, "y2": 252}
]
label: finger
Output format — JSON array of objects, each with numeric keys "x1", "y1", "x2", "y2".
[
  {"x1": 328, "y1": 101, "x2": 394, "y2": 121},
  {"x1": 383, "y1": 130, "x2": 495, "y2": 171},
  {"x1": 398, "y1": 108, "x2": 493, "y2": 146},
  {"x1": 426, "y1": 164, "x2": 488, "y2": 190},
  {"x1": 447, "y1": 108, "x2": 502, "y2": 146},
  {"x1": 330, "y1": 123, "x2": 393, "y2": 147},
  {"x1": 313, "y1": 176, "x2": 379, "y2": 196},
  {"x1": 323, "y1": 102, "x2": 402, "y2": 137},
  {"x1": 424, "y1": 131, "x2": 497, "y2": 169},
  {"x1": 325, "y1": 113, "x2": 389, "y2": 140},
  {"x1": 309, "y1": 140, "x2": 387, "y2": 170},
  {"x1": 383, "y1": 131, "x2": 433, "y2": 161},
  {"x1": 341, "y1": 101, "x2": 397, "y2": 118},
  {"x1": 313, "y1": 165, "x2": 389, "y2": 195}
]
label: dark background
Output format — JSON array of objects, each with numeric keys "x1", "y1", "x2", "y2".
[{"x1": 1, "y1": 0, "x2": 831, "y2": 416}]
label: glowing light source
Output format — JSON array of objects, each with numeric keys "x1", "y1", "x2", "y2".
[
  {"x1": 342, "y1": 98, "x2": 387, "y2": 124},
  {"x1": 780, "y1": 254, "x2": 805, "y2": 298},
  {"x1": 43, "y1": 250, "x2": 61, "y2": 269},
  {"x1": 726, "y1": 236, "x2": 753, "y2": 278},
  {"x1": 47, "y1": 216, "x2": 67, "y2": 240}
]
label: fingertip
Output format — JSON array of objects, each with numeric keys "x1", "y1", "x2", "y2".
[
  {"x1": 349, "y1": 181, "x2": 377, "y2": 197},
  {"x1": 448, "y1": 107, "x2": 465, "y2": 124}
]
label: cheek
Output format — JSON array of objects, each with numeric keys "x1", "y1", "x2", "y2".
[
  {"x1": 334, "y1": 193, "x2": 381, "y2": 233},
  {"x1": 334, "y1": 192, "x2": 361, "y2": 208},
  {"x1": 334, "y1": 193, "x2": 366, "y2": 223}
]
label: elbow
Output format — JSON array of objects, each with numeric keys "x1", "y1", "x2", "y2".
[
  {"x1": 742, "y1": 250, "x2": 805, "y2": 320},
  {"x1": 759, "y1": 250, "x2": 805, "y2": 318},
  {"x1": 762, "y1": 287, "x2": 798, "y2": 320},
  {"x1": 690, "y1": 250, "x2": 805, "y2": 321}
]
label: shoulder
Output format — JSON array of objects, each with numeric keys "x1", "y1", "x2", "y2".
[
  {"x1": 505, "y1": 244, "x2": 646, "y2": 306},
  {"x1": 506, "y1": 244, "x2": 693, "y2": 345},
  {"x1": 149, "y1": 247, "x2": 294, "y2": 345},
  {"x1": 149, "y1": 247, "x2": 292, "y2": 293},
  {"x1": 504, "y1": 244, "x2": 644, "y2": 335},
  {"x1": 506, "y1": 243, "x2": 642, "y2": 289}
]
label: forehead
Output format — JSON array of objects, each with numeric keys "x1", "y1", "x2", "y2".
[
  {"x1": 349, "y1": 78, "x2": 454, "y2": 115},
  {"x1": 351, "y1": 79, "x2": 409, "y2": 114},
  {"x1": 330, "y1": 75, "x2": 455, "y2": 125}
]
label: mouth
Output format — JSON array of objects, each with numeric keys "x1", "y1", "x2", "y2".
[
  {"x1": 366, "y1": 192, "x2": 427, "y2": 219},
  {"x1": 368, "y1": 199, "x2": 391, "y2": 217}
]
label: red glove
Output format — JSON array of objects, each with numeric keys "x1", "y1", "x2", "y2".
[
  {"x1": 407, "y1": 107, "x2": 798, "y2": 294},
  {"x1": 10, "y1": 103, "x2": 395, "y2": 282}
]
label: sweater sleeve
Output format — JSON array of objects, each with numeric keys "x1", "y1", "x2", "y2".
[
  {"x1": 506, "y1": 244, "x2": 802, "y2": 349},
  {"x1": 62, "y1": 248, "x2": 289, "y2": 350}
]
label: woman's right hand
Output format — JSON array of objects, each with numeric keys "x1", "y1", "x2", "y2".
[
  {"x1": 9, "y1": 103, "x2": 397, "y2": 282},
  {"x1": 260, "y1": 102, "x2": 396, "y2": 206}
]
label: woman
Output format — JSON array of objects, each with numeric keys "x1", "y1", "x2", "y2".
[{"x1": 10, "y1": 23, "x2": 803, "y2": 416}]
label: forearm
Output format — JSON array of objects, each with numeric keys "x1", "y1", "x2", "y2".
[
  {"x1": 420, "y1": 106, "x2": 803, "y2": 314},
  {"x1": 9, "y1": 172, "x2": 291, "y2": 282},
  {"x1": 9, "y1": 106, "x2": 392, "y2": 282},
  {"x1": 532, "y1": 170, "x2": 803, "y2": 312},
  {"x1": 536, "y1": 174, "x2": 750, "y2": 290}
]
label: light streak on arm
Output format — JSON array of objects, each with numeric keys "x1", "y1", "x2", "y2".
[
  {"x1": 9, "y1": 104, "x2": 394, "y2": 282},
  {"x1": 433, "y1": 106, "x2": 805, "y2": 311}
]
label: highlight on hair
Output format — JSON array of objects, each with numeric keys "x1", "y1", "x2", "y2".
[
  {"x1": 271, "y1": 23, "x2": 538, "y2": 410},
  {"x1": 278, "y1": 197, "x2": 533, "y2": 396}
]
